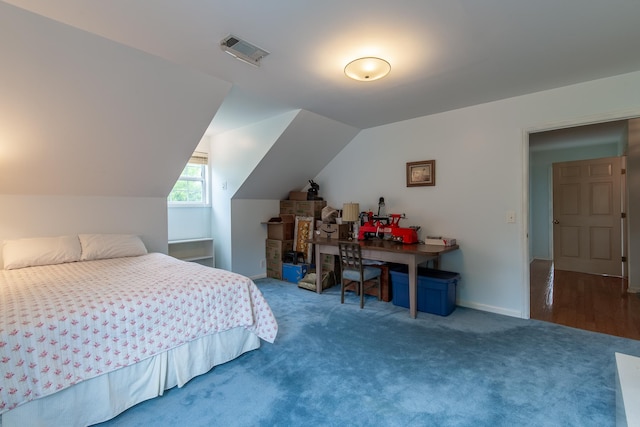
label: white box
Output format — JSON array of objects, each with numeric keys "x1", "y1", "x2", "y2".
[{"x1": 424, "y1": 237, "x2": 456, "y2": 246}]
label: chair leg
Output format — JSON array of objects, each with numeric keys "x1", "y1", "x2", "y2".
[
  {"x1": 377, "y1": 277, "x2": 381, "y2": 301},
  {"x1": 341, "y1": 278, "x2": 345, "y2": 304},
  {"x1": 360, "y1": 281, "x2": 365, "y2": 309}
]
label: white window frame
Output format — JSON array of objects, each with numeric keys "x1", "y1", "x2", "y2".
[{"x1": 168, "y1": 152, "x2": 210, "y2": 207}]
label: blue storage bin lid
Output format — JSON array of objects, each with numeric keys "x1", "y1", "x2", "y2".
[
  {"x1": 388, "y1": 264, "x2": 460, "y2": 283},
  {"x1": 418, "y1": 267, "x2": 460, "y2": 282}
]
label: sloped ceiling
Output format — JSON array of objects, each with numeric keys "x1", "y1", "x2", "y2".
[
  {"x1": 0, "y1": 2, "x2": 230, "y2": 197},
  {"x1": 2, "y1": 1, "x2": 640, "y2": 199},
  {"x1": 4, "y1": 1, "x2": 640, "y2": 133},
  {"x1": 234, "y1": 110, "x2": 360, "y2": 200}
]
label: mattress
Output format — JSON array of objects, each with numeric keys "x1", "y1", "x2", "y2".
[{"x1": 0, "y1": 253, "x2": 277, "y2": 425}]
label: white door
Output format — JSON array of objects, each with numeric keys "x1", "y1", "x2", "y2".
[{"x1": 552, "y1": 157, "x2": 623, "y2": 276}]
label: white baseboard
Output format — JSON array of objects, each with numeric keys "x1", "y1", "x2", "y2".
[
  {"x1": 250, "y1": 273, "x2": 267, "y2": 280},
  {"x1": 457, "y1": 300, "x2": 523, "y2": 318},
  {"x1": 627, "y1": 286, "x2": 640, "y2": 294}
]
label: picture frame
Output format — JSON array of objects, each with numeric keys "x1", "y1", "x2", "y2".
[
  {"x1": 293, "y1": 216, "x2": 315, "y2": 263},
  {"x1": 406, "y1": 160, "x2": 436, "y2": 187}
]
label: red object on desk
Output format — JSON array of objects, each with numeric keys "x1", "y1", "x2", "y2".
[{"x1": 358, "y1": 212, "x2": 419, "y2": 243}]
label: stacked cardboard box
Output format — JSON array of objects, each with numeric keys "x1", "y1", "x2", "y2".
[
  {"x1": 279, "y1": 200, "x2": 327, "y2": 218},
  {"x1": 266, "y1": 199, "x2": 327, "y2": 280},
  {"x1": 316, "y1": 223, "x2": 350, "y2": 239},
  {"x1": 265, "y1": 214, "x2": 295, "y2": 240},
  {"x1": 266, "y1": 238, "x2": 293, "y2": 280}
]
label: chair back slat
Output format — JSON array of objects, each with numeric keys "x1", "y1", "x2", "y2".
[
  {"x1": 339, "y1": 242, "x2": 363, "y2": 272},
  {"x1": 338, "y1": 242, "x2": 382, "y2": 308}
]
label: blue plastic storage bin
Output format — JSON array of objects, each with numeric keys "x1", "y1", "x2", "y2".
[
  {"x1": 282, "y1": 263, "x2": 309, "y2": 283},
  {"x1": 389, "y1": 265, "x2": 460, "y2": 316}
]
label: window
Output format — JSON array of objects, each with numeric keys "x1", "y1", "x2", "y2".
[{"x1": 168, "y1": 152, "x2": 209, "y2": 205}]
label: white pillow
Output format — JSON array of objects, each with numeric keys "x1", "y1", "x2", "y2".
[
  {"x1": 79, "y1": 234, "x2": 148, "y2": 261},
  {"x1": 2, "y1": 235, "x2": 82, "y2": 270}
]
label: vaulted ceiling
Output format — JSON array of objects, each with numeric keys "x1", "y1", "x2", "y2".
[
  {"x1": 6, "y1": 0, "x2": 640, "y2": 133},
  {"x1": 2, "y1": 1, "x2": 639, "y2": 198}
]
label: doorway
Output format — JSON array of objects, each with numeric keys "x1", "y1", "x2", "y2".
[{"x1": 528, "y1": 120, "x2": 629, "y2": 332}]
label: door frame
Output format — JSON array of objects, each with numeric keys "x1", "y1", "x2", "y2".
[{"x1": 522, "y1": 109, "x2": 640, "y2": 319}]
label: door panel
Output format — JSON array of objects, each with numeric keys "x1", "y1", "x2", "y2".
[{"x1": 553, "y1": 157, "x2": 622, "y2": 276}]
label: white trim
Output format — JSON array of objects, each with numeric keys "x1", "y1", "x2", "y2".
[
  {"x1": 521, "y1": 128, "x2": 530, "y2": 319},
  {"x1": 523, "y1": 107, "x2": 640, "y2": 320},
  {"x1": 457, "y1": 300, "x2": 522, "y2": 318}
]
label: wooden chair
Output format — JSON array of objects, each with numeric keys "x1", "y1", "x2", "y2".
[{"x1": 338, "y1": 242, "x2": 381, "y2": 309}]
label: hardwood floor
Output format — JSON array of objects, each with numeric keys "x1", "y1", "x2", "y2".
[{"x1": 530, "y1": 259, "x2": 640, "y2": 340}]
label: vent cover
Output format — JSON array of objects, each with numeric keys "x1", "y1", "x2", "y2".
[{"x1": 220, "y1": 35, "x2": 269, "y2": 67}]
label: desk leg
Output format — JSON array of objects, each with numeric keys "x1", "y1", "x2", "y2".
[
  {"x1": 315, "y1": 244, "x2": 323, "y2": 294},
  {"x1": 408, "y1": 257, "x2": 417, "y2": 319},
  {"x1": 432, "y1": 255, "x2": 440, "y2": 270}
]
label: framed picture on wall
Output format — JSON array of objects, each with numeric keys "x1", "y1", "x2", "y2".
[{"x1": 406, "y1": 160, "x2": 436, "y2": 187}]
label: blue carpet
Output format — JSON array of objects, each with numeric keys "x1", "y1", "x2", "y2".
[{"x1": 97, "y1": 278, "x2": 640, "y2": 426}]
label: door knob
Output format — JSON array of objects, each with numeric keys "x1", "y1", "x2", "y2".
[{"x1": 553, "y1": 219, "x2": 559, "y2": 224}]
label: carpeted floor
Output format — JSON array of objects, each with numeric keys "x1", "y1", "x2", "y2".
[{"x1": 97, "y1": 278, "x2": 640, "y2": 426}]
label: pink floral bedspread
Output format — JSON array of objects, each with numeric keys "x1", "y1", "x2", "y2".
[{"x1": 0, "y1": 253, "x2": 277, "y2": 413}]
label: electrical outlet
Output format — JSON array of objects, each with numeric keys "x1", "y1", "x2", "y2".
[
  {"x1": 506, "y1": 211, "x2": 516, "y2": 223},
  {"x1": 260, "y1": 259, "x2": 266, "y2": 268}
]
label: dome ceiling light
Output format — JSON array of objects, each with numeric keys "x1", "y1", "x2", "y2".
[{"x1": 344, "y1": 57, "x2": 391, "y2": 82}]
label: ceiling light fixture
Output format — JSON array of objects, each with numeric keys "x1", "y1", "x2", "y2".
[{"x1": 344, "y1": 57, "x2": 391, "y2": 82}]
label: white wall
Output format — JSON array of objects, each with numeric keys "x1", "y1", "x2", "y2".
[
  {"x1": 315, "y1": 70, "x2": 640, "y2": 318},
  {"x1": 0, "y1": 2, "x2": 229, "y2": 198},
  {"x1": 167, "y1": 207, "x2": 211, "y2": 241},
  {"x1": 211, "y1": 111, "x2": 299, "y2": 271},
  {"x1": 231, "y1": 199, "x2": 280, "y2": 278},
  {"x1": 0, "y1": 195, "x2": 167, "y2": 266}
]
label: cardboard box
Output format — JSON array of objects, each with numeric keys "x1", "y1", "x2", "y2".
[
  {"x1": 265, "y1": 239, "x2": 294, "y2": 262},
  {"x1": 295, "y1": 200, "x2": 327, "y2": 219},
  {"x1": 316, "y1": 223, "x2": 350, "y2": 239},
  {"x1": 280, "y1": 200, "x2": 296, "y2": 215},
  {"x1": 321, "y1": 253, "x2": 340, "y2": 273},
  {"x1": 289, "y1": 191, "x2": 308, "y2": 201},
  {"x1": 280, "y1": 200, "x2": 326, "y2": 218},
  {"x1": 424, "y1": 237, "x2": 457, "y2": 246},
  {"x1": 266, "y1": 260, "x2": 282, "y2": 280},
  {"x1": 282, "y1": 263, "x2": 309, "y2": 283},
  {"x1": 265, "y1": 214, "x2": 295, "y2": 240},
  {"x1": 267, "y1": 222, "x2": 294, "y2": 240}
]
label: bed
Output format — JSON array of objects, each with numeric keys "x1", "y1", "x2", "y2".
[{"x1": 0, "y1": 234, "x2": 278, "y2": 427}]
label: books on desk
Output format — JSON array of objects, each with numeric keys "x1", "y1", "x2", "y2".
[{"x1": 424, "y1": 236, "x2": 456, "y2": 246}]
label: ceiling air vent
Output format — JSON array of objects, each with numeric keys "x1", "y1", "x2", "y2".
[{"x1": 220, "y1": 35, "x2": 270, "y2": 67}]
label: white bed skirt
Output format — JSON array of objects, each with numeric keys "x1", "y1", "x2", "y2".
[{"x1": 1, "y1": 327, "x2": 261, "y2": 427}]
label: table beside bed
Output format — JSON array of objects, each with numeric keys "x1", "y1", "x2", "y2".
[{"x1": 309, "y1": 237, "x2": 459, "y2": 319}]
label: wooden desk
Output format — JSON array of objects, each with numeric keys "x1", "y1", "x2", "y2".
[{"x1": 310, "y1": 238, "x2": 459, "y2": 318}]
